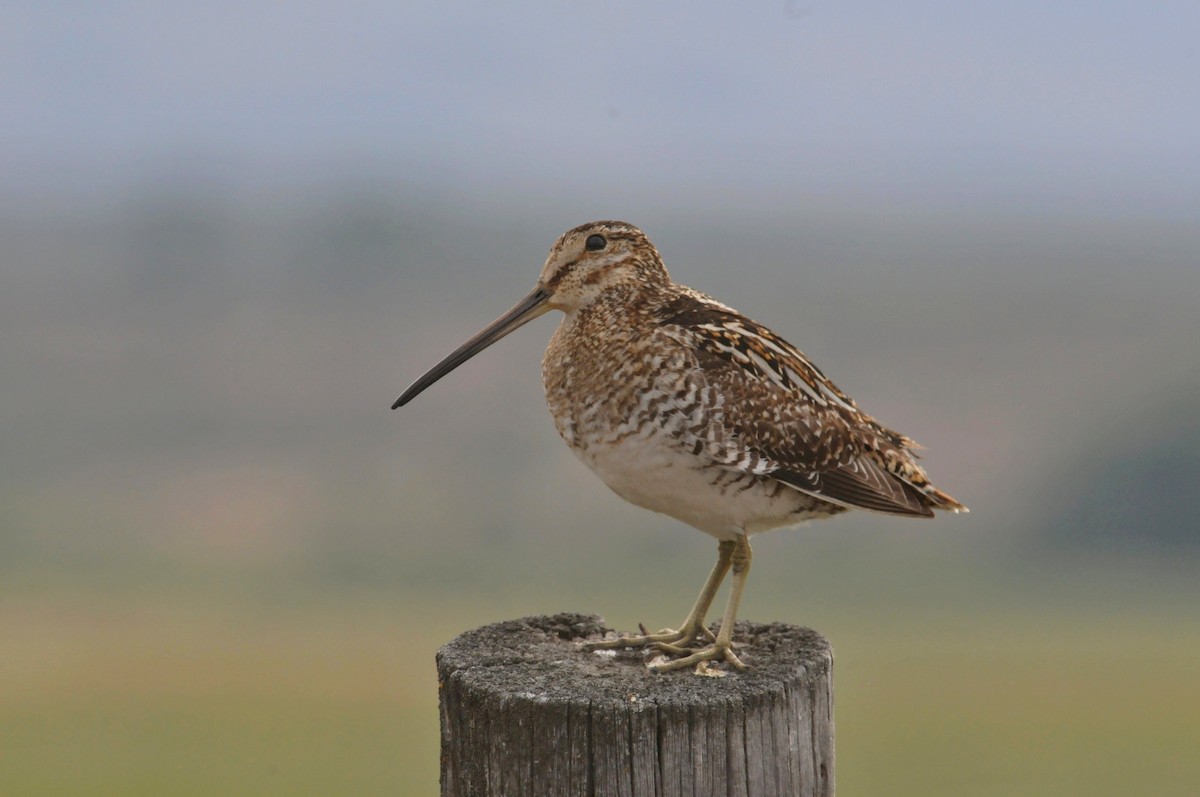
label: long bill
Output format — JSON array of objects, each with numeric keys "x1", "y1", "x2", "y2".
[{"x1": 392, "y1": 286, "x2": 552, "y2": 408}]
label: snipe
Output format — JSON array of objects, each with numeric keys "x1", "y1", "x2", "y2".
[{"x1": 394, "y1": 221, "x2": 965, "y2": 673}]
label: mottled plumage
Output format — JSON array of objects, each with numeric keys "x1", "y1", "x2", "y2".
[
  {"x1": 539, "y1": 222, "x2": 963, "y2": 537},
  {"x1": 395, "y1": 220, "x2": 965, "y2": 672}
]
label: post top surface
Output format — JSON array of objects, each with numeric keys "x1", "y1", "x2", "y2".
[{"x1": 437, "y1": 613, "x2": 832, "y2": 708}]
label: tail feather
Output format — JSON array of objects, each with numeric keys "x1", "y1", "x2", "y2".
[{"x1": 926, "y1": 486, "x2": 968, "y2": 514}]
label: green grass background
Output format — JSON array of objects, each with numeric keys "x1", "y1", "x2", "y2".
[{"x1": 4, "y1": 546, "x2": 1197, "y2": 796}]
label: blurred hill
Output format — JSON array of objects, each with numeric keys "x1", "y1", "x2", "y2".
[
  {"x1": 1037, "y1": 412, "x2": 1200, "y2": 557},
  {"x1": 3, "y1": 184, "x2": 1198, "y2": 590}
]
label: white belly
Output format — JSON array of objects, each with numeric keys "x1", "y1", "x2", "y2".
[{"x1": 573, "y1": 431, "x2": 830, "y2": 539}]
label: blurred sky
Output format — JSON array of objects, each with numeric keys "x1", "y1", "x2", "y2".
[{"x1": 4, "y1": 1, "x2": 1198, "y2": 217}]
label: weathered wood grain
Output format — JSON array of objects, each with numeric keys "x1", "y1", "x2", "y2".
[{"x1": 436, "y1": 613, "x2": 834, "y2": 796}]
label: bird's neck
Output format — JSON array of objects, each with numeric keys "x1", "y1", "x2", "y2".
[{"x1": 565, "y1": 282, "x2": 680, "y2": 335}]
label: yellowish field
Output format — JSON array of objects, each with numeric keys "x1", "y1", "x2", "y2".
[{"x1": 2, "y1": 575, "x2": 1197, "y2": 797}]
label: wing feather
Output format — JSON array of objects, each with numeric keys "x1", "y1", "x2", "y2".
[{"x1": 656, "y1": 292, "x2": 954, "y2": 516}]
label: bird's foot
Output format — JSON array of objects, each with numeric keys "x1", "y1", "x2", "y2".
[
  {"x1": 647, "y1": 639, "x2": 748, "y2": 674},
  {"x1": 585, "y1": 623, "x2": 747, "y2": 674},
  {"x1": 584, "y1": 622, "x2": 714, "y2": 652}
]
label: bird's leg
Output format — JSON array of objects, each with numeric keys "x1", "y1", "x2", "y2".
[
  {"x1": 648, "y1": 534, "x2": 751, "y2": 673},
  {"x1": 586, "y1": 539, "x2": 735, "y2": 651}
]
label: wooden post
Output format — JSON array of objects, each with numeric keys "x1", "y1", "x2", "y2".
[{"x1": 436, "y1": 613, "x2": 834, "y2": 797}]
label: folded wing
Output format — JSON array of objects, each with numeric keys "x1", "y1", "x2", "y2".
[{"x1": 656, "y1": 291, "x2": 962, "y2": 517}]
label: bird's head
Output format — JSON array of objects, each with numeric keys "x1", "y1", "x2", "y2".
[
  {"x1": 536, "y1": 221, "x2": 669, "y2": 312},
  {"x1": 392, "y1": 221, "x2": 667, "y2": 408}
]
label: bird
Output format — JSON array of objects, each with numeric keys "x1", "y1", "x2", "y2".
[{"x1": 393, "y1": 221, "x2": 966, "y2": 673}]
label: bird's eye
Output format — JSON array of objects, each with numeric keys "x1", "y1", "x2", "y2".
[{"x1": 585, "y1": 234, "x2": 607, "y2": 252}]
